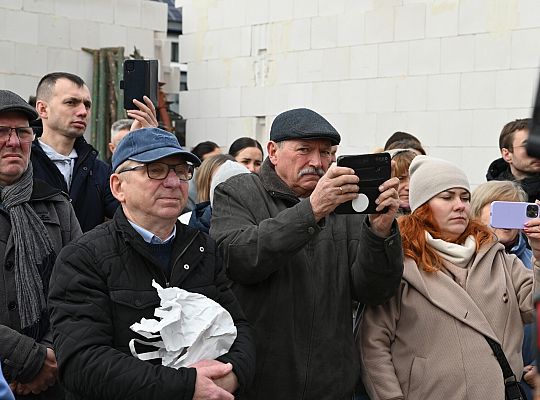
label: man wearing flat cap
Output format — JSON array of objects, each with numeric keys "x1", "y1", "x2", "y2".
[
  {"x1": 211, "y1": 108, "x2": 404, "y2": 399},
  {"x1": 48, "y1": 127, "x2": 255, "y2": 400},
  {"x1": 0, "y1": 90, "x2": 82, "y2": 399}
]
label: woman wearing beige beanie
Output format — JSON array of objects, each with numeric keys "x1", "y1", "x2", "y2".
[{"x1": 359, "y1": 155, "x2": 540, "y2": 400}]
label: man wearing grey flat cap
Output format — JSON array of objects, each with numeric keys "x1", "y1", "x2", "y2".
[
  {"x1": 0, "y1": 90, "x2": 81, "y2": 399},
  {"x1": 211, "y1": 108, "x2": 404, "y2": 399},
  {"x1": 48, "y1": 127, "x2": 255, "y2": 400}
]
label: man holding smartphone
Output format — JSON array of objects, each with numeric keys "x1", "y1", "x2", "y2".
[{"x1": 210, "y1": 108, "x2": 404, "y2": 400}]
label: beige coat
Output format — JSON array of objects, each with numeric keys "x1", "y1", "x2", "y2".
[{"x1": 360, "y1": 240, "x2": 539, "y2": 400}]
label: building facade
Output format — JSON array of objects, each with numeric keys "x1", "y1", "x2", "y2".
[{"x1": 176, "y1": 0, "x2": 540, "y2": 186}]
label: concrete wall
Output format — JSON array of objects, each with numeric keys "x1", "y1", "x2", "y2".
[
  {"x1": 0, "y1": 0, "x2": 169, "y2": 101},
  {"x1": 176, "y1": 0, "x2": 540, "y2": 186}
]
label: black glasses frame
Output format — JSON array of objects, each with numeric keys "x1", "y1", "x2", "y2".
[{"x1": 118, "y1": 162, "x2": 194, "y2": 181}]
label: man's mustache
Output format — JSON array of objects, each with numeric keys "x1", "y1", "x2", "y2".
[{"x1": 298, "y1": 167, "x2": 325, "y2": 177}]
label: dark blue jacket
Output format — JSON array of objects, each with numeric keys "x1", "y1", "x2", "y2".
[
  {"x1": 31, "y1": 137, "x2": 119, "y2": 232},
  {"x1": 188, "y1": 201, "x2": 212, "y2": 234}
]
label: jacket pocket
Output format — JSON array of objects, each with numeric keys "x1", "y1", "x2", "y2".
[
  {"x1": 109, "y1": 289, "x2": 159, "y2": 309},
  {"x1": 109, "y1": 289, "x2": 160, "y2": 350},
  {"x1": 407, "y1": 356, "x2": 427, "y2": 399}
]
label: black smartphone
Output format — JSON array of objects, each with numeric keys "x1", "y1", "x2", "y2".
[
  {"x1": 334, "y1": 152, "x2": 391, "y2": 214},
  {"x1": 120, "y1": 59, "x2": 158, "y2": 110}
]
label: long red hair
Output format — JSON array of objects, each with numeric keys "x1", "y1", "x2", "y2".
[{"x1": 398, "y1": 203, "x2": 494, "y2": 272}]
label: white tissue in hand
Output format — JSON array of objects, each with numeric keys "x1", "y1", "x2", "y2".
[{"x1": 129, "y1": 280, "x2": 237, "y2": 368}]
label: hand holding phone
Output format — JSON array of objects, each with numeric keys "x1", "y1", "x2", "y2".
[
  {"x1": 489, "y1": 201, "x2": 540, "y2": 229},
  {"x1": 334, "y1": 153, "x2": 391, "y2": 214},
  {"x1": 120, "y1": 59, "x2": 158, "y2": 110}
]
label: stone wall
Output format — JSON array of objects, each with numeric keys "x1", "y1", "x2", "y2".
[{"x1": 0, "y1": 0, "x2": 168, "y2": 101}]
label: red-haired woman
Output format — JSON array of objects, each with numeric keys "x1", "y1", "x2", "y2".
[{"x1": 359, "y1": 155, "x2": 540, "y2": 400}]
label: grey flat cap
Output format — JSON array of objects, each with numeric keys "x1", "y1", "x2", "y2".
[
  {"x1": 270, "y1": 108, "x2": 341, "y2": 145},
  {"x1": 0, "y1": 90, "x2": 38, "y2": 121}
]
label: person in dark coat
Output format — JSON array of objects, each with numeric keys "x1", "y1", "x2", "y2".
[
  {"x1": 31, "y1": 72, "x2": 158, "y2": 232},
  {"x1": 0, "y1": 90, "x2": 82, "y2": 399},
  {"x1": 48, "y1": 127, "x2": 255, "y2": 400},
  {"x1": 486, "y1": 118, "x2": 540, "y2": 203},
  {"x1": 210, "y1": 108, "x2": 404, "y2": 400}
]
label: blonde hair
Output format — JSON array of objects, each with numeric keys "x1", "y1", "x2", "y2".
[
  {"x1": 470, "y1": 181, "x2": 527, "y2": 218},
  {"x1": 196, "y1": 154, "x2": 233, "y2": 202}
]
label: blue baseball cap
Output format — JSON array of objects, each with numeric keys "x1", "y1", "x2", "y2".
[{"x1": 112, "y1": 127, "x2": 201, "y2": 172}]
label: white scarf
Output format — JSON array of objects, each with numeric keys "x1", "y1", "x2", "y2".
[{"x1": 425, "y1": 232, "x2": 477, "y2": 287}]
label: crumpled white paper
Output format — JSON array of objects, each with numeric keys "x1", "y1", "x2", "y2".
[{"x1": 129, "y1": 280, "x2": 237, "y2": 368}]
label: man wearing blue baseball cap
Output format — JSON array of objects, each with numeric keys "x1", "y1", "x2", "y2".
[{"x1": 49, "y1": 127, "x2": 255, "y2": 400}]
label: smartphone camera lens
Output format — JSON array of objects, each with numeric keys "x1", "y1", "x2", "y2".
[
  {"x1": 125, "y1": 61, "x2": 134, "y2": 72},
  {"x1": 526, "y1": 205, "x2": 538, "y2": 218}
]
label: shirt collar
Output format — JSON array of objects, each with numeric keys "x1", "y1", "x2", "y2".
[
  {"x1": 38, "y1": 138, "x2": 78, "y2": 161},
  {"x1": 128, "y1": 220, "x2": 176, "y2": 244}
]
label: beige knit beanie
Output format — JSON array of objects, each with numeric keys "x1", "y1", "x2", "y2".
[{"x1": 409, "y1": 155, "x2": 470, "y2": 212}]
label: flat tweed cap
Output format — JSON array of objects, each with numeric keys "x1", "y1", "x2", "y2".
[
  {"x1": 0, "y1": 90, "x2": 38, "y2": 121},
  {"x1": 270, "y1": 108, "x2": 341, "y2": 145},
  {"x1": 409, "y1": 155, "x2": 470, "y2": 212}
]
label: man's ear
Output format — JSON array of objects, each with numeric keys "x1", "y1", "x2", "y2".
[
  {"x1": 501, "y1": 147, "x2": 513, "y2": 164},
  {"x1": 35, "y1": 100, "x2": 48, "y2": 119},
  {"x1": 110, "y1": 174, "x2": 125, "y2": 203},
  {"x1": 267, "y1": 141, "x2": 279, "y2": 166},
  {"x1": 108, "y1": 143, "x2": 115, "y2": 155}
]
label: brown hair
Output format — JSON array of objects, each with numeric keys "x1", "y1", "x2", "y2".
[
  {"x1": 499, "y1": 118, "x2": 531, "y2": 150},
  {"x1": 398, "y1": 203, "x2": 494, "y2": 272},
  {"x1": 36, "y1": 72, "x2": 86, "y2": 101},
  {"x1": 392, "y1": 150, "x2": 417, "y2": 179},
  {"x1": 386, "y1": 137, "x2": 426, "y2": 155},
  {"x1": 195, "y1": 154, "x2": 233, "y2": 202}
]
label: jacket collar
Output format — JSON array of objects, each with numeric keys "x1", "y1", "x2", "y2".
[
  {"x1": 31, "y1": 178, "x2": 65, "y2": 201},
  {"x1": 113, "y1": 207, "x2": 199, "y2": 261},
  {"x1": 112, "y1": 207, "x2": 202, "y2": 284},
  {"x1": 486, "y1": 158, "x2": 513, "y2": 181},
  {"x1": 403, "y1": 241, "x2": 502, "y2": 342},
  {"x1": 259, "y1": 157, "x2": 301, "y2": 204},
  {"x1": 32, "y1": 136, "x2": 97, "y2": 167}
]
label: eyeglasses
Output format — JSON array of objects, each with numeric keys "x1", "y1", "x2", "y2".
[
  {"x1": 0, "y1": 126, "x2": 35, "y2": 143},
  {"x1": 118, "y1": 162, "x2": 194, "y2": 181}
]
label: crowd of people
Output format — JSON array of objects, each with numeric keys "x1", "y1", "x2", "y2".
[{"x1": 0, "y1": 68, "x2": 539, "y2": 400}]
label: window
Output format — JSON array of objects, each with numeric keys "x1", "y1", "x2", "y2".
[{"x1": 171, "y1": 42, "x2": 179, "y2": 63}]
